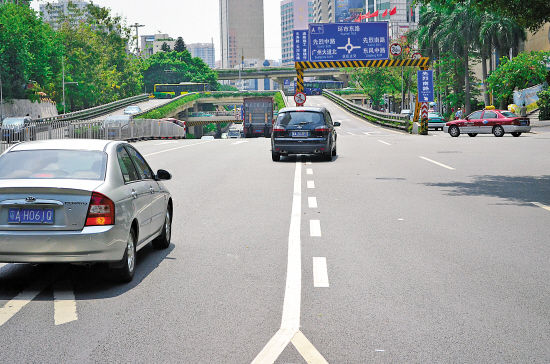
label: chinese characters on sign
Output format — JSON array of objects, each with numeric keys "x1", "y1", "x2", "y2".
[
  {"x1": 309, "y1": 22, "x2": 389, "y2": 62},
  {"x1": 293, "y1": 30, "x2": 309, "y2": 62},
  {"x1": 417, "y1": 70, "x2": 434, "y2": 103}
]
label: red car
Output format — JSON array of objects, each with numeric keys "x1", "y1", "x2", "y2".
[{"x1": 444, "y1": 109, "x2": 530, "y2": 137}]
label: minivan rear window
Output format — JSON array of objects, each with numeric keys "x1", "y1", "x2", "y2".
[
  {"x1": 276, "y1": 111, "x2": 324, "y2": 128},
  {"x1": 0, "y1": 150, "x2": 107, "y2": 180}
]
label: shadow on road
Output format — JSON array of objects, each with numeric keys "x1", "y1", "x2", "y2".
[
  {"x1": 425, "y1": 175, "x2": 550, "y2": 205},
  {"x1": 0, "y1": 243, "x2": 175, "y2": 301}
]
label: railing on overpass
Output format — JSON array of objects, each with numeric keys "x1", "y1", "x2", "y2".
[
  {"x1": 323, "y1": 90, "x2": 410, "y2": 131},
  {"x1": 188, "y1": 111, "x2": 240, "y2": 118},
  {"x1": 0, "y1": 118, "x2": 185, "y2": 153},
  {"x1": 34, "y1": 94, "x2": 150, "y2": 123}
]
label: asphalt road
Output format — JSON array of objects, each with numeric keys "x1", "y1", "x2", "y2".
[{"x1": 1, "y1": 96, "x2": 549, "y2": 363}]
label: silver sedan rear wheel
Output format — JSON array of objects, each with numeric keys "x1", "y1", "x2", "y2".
[
  {"x1": 152, "y1": 209, "x2": 171, "y2": 250},
  {"x1": 111, "y1": 229, "x2": 136, "y2": 283}
]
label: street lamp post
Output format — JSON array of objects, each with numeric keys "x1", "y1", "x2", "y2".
[
  {"x1": 131, "y1": 23, "x2": 145, "y2": 56},
  {"x1": 62, "y1": 57, "x2": 78, "y2": 114}
]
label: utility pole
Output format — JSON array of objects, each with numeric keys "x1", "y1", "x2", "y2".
[
  {"x1": 62, "y1": 57, "x2": 78, "y2": 114},
  {"x1": 131, "y1": 23, "x2": 145, "y2": 56}
]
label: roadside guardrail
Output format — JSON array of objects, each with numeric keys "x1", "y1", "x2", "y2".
[
  {"x1": 34, "y1": 94, "x2": 150, "y2": 123},
  {"x1": 323, "y1": 90, "x2": 410, "y2": 131},
  {"x1": 0, "y1": 118, "x2": 185, "y2": 153}
]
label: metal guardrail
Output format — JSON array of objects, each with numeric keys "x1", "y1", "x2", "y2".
[
  {"x1": 279, "y1": 90, "x2": 289, "y2": 108},
  {"x1": 34, "y1": 94, "x2": 149, "y2": 123},
  {"x1": 323, "y1": 90, "x2": 410, "y2": 130},
  {"x1": 1, "y1": 118, "x2": 185, "y2": 153}
]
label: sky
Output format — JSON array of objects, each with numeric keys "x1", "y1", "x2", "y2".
[{"x1": 31, "y1": 0, "x2": 283, "y2": 61}]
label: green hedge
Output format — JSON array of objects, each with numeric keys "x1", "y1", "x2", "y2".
[{"x1": 537, "y1": 88, "x2": 550, "y2": 120}]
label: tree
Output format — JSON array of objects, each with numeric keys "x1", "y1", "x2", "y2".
[
  {"x1": 0, "y1": 3, "x2": 61, "y2": 101},
  {"x1": 418, "y1": 0, "x2": 550, "y2": 32},
  {"x1": 142, "y1": 50, "x2": 218, "y2": 92},
  {"x1": 161, "y1": 42, "x2": 171, "y2": 52},
  {"x1": 174, "y1": 37, "x2": 186, "y2": 52},
  {"x1": 486, "y1": 51, "x2": 550, "y2": 107}
]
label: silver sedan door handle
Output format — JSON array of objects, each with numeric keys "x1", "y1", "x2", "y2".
[{"x1": 131, "y1": 190, "x2": 138, "y2": 199}]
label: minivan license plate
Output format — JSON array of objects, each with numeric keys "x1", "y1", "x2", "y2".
[
  {"x1": 291, "y1": 131, "x2": 308, "y2": 138},
  {"x1": 8, "y1": 208, "x2": 55, "y2": 224}
]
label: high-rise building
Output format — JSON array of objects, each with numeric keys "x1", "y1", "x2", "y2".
[
  {"x1": 219, "y1": 0, "x2": 265, "y2": 68},
  {"x1": 312, "y1": 0, "x2": 334, "y2": 23},
  {"x1": 39, "y1": 0, "x2": 90, "y2": 31},
  {"x1": 188, "y1": 42, "x2": 216, "y2": 69},
  {"x1": 140, "y1": 34, "x2": 177, "y2": 58},
  {"x1": 281, "y1": 0, "x2": 314, "y2": 65}
]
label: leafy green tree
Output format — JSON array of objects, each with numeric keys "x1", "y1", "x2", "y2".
[
  {"x1": 174, "y1": 37, "x2": 186, "y2": 52},
  {"x1": 486, "y1": 51, "x2": 550, "y2": 108},
  {"x1": 161, "y1": 42, "x2": 171, "y2": 52},
  {"x1": 142, "y1": 50, "x2": 218, "y2": 92},
  {"x1": 0, "y1": 3, "x2": 61, "y2": 101}
]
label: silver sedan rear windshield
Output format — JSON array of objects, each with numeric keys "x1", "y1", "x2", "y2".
[
  {"x1": 276, "y1": 112, "x2": 324, "y2": 128},
  {"x1": 0, "y1": 150, "x2": 107, "y2": 180}
]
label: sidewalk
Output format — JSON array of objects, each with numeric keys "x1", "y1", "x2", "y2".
[{"x1": 531, "y1": 119, "x2": 550, "y2": 128}]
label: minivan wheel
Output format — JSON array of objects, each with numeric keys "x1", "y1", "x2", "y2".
[
  {"x1": 272, "y1": 151, "x2": 280, "y2": 161},
  {"x1": 511, "y1": 132, "x2": 522, "y2": 137},
  {"x1": 111, "y1": 229, "x2": 136, "y2": 283},
  {"x1": 493, "y1": 125, "x2": 505, "y2": 137},
  {"x1": 152, "y1": 209, "x2": 171, "y2": 250},
  {"x1": 332, "y1": 143, "x2": 337, "y2": 156},
  {"x1": 468, "y1": 133, "x2": 477, "y2": 137}
]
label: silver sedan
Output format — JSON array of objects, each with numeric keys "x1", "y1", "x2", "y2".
[{"x1": 0, "y1": 139, "x2": 173, "y2": 282}]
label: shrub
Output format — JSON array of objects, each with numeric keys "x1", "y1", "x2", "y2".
[{"x1": 537, "y1": 89, "x2": 550, "y2": 120}]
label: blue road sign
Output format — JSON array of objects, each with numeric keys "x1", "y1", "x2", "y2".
[
  {"x1": 308, "y1": 22, "x2": 389, "y2": 62},
  {"x1": 293, "y1": 30, "x2": 310, "y2": 62},
  {"x1": 284, "y1": 79, "x2": 290, "y2": 86},
  {"x1": 417, "y1": 70, "x2": 434, "y2": 103}
]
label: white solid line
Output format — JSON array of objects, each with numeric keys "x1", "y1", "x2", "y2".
[
  {"x1": 531, "y1": 202, "x2": 550, "y2": 212},
  {"x1": 291, "y1": 331, "x2": 329, "y2": 364},
  {"x1": 144, "y1": 141, "x2": 211, "y2": 157},
  {"x1": 378, "y1": 140, "x2": 391, "y2": 146},
  {"x1": 306, "y1": 168, "x2": 313, "y2": 175},
  {"x1": 232, "y1": 140, "x2": 248, "y2": 145},
  {"x1": 312, "y1": 257, "x2": 329, "y2": 288},
  {"x1": 54, "y1": 280, "x2": 78, "y2": 326},
  {"x1": 307, "y1": 180, "x2": 315, "y2": 189},
  {"x1": 0, "y1": 279, "x2": 51, "y2": 327},
  {"x1": 154, "y1": 141, "x2": 177, "y2": 145},
  {"x1": 419, "y1": 156, "x2": 456, "y2": 170},
  {"x1": 252, "y1": 161, "x2": 302, "y2": 364},
  {"x1": 310, "y1": 220, "x2": 321, "y2": 237},
  {"x1": 308, "y1": 197, "x2": 318, "y2": 209}
]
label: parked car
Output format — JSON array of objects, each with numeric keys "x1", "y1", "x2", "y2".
[
  {"x1": 1, "y1": 117, "x2": 35, "y2": 142},
  {"x1": 227, "y1": 129, "x2": 241, "y2": 138},
  {"x1": 271, "y1": 106, "x2": 340, "y2": 161},
  {"x1": 444, "y1": 109, "x2": 531, "y2": 137},
  {"x1": 0, "y1": 139, "x2": 173, "y2": 282},
  {"x1": 428, "y1": 112, "x2": 446, "y2": 130},
  {"x1": 124, "y1": 105, "x2": 142, "y2": 115}
]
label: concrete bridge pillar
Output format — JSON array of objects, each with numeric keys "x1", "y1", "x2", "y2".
[{"x1": 335, "y1": 74, "x2": 351, "y2": 88}]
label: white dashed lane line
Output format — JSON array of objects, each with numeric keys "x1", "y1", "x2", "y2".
[
  {"x1": 308, "y1": 197, "x2": 318, "y2": 209},
  {"x1": 378, "y1": 140, "x2": 391, "y2": 146},
  {"x1": 306, "y1": 168, "x2": 313, "y2": 175},
  {"x1": 313, "y1": 257, "x2": 329, "y2": 288},
  {"x1": 310, "y1": 220, "x2": 322, "y2": 237},
  {"x1": 307, "y1": 180, "x2": 315, "y2": 189},
  {"x1": 419, "y1": 156, "x2": 456, "y2": 170},
  {"x1": 53, "y1": 280, "x2": 78, "y2": 326}
]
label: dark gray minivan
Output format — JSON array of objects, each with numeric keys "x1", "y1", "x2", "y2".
[{"x1": 271, "y1": 107, "x2": 340, "y2": 161}]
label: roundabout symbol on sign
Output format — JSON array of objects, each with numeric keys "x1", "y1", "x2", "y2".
[
  {"x1": 294, "y1": 92, "x2": 307, "y2": 106},
  {"x1": 390, "y1": 43, "x2": 402, "y2": 56}
]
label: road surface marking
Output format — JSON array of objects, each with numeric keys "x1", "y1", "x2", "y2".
[
  {"x1": 306, "y1": 161, "x2": 312, "y2": 165},
  {"x1": 531, "y1": 202, "x2": 550, "y2": 212},
  {"x1": 144, "y1": 141, "x2": 211, "y2": 157},
  {"x1": 0, "y1": 278, "x2": 52, "y2": 327},
  {"x1": 232, "y1": 140, "x2": 248, "y2": 145},
  {"x1": 419, "y1": 156, "x2": 456, "y2": 170},
  {"x1": 307, "y1": 180, "x2": 315, "y2": 189},
  {"x1": 291, "y1": 331, "x2": 329, "y2": 364},
  {"x1": 312, "y1": 257, "x2": 329, "y2": 288},
  {"x1": 306, "y1": 168, "x2": 313, "y2": 175},
  {"x1": 252, "y1": 161, "x2": 302, "y2": 363},
  {"x1": 375, "y1": 349, "x2": 386, "y2": 352},
  {"x1": 347, "y1": 131, "x2": 356, "y2": 135},
  {"x1": 154, "y1": 141, "x2": 177, "y2": 145},
  {"x1": 378, "y1": 140, "x2": 391, "y2": 146},
  {"x1": 310, "y1": 220, "x2": 322, "y2": 237},
  {"x1": 53, "y1": 280, "x2": 78, "y2": 326},
  {"x1": 398, "y1": 218, "x2": 405, "y2": 221},
  {"x1": 308, "y1": 197, "x2": 318, "y2": 209}
]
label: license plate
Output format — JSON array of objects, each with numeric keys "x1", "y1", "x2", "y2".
[
  {"x1": 291, "y1": 131, "x2": 309, "y2": 138},
  {"x1": 520, "y1": 121, "x2": 528, "y2": 126},
  {"x1": 8, "y1": 208, "x2": 55, "y2": 225},
  {"x1": 254, "y1": 129, "x2": 263, "y2": 133}
]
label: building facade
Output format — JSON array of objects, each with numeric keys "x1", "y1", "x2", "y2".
[
  {"x1": 140, "y1": 34, "x2": 177, "y2": 58},
  {"x1": 188, "y1": 42, "x2": 216, "y2": 69},
  {"x1": 524, "y1": 23, "x2": 550, "y2": 52},
  {"x1": 281, "y1": 0, "x2": 314, "y2": 65},
  {"x1": 312, "y1": 0, "x2": 334, "y2": 23},
  {"x1": 219, "y1": 0, "x2": 265, "y2": 68},
  {"x1": 39, "y1": 0, "x2": 90, "y2": 31}
]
